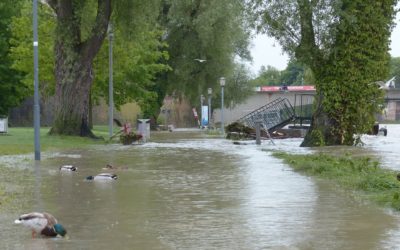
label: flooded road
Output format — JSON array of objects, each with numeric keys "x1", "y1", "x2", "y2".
[{"x1": 1, "y1": 125, "x2": 400, "y2": 249}]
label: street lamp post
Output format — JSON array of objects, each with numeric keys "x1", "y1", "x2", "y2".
[
  {"x1": 108, "y1": 23, "x2": 114, "y2": 138},
  {"x1": 208, "y1": 88, "x2": 212, "y2": 128},
  {"x1": 220, "y1": 77, "x2": 225, "y2": 135},
  {"x1": 200, "y1": 94, "x2": 205, "y2": 128},
  {"x1": 33, "y1": 0, "x2": 40, "y2": 160}
]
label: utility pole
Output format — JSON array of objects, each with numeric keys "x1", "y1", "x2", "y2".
[
  {"x1": 33, "y1": 0, "x2": 40, "y2": 160},
  {"x1": 108, "y1": 23, "x2": 114, "y2": 137},
  {"x1": 220, "y1": 77, "x2": 225, "y2": 135}
]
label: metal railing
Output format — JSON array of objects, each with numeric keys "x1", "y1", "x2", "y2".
[{"x1": 237, "y1": 98, "x2": 296, "y2": 133}]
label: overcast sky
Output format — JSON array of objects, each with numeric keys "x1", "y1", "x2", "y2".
[{"x1": 248, "y1": 12, "x2": 400, "y2": 75}]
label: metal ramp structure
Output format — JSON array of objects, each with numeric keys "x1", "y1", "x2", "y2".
[{"x1": 237, "y1": 97, "x2": 296, "y2": 133}]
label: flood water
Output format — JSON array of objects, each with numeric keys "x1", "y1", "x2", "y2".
[{"x1": 1, "y1": 125, "x2": 400, "y2": 249}]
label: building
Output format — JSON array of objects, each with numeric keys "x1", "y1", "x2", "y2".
[
  {"x1": 213, "y1": 83, "x2": 400, "y2": 126},
  {"x1": 213, "y1": 85, "x2": 315, "y2": 125}
]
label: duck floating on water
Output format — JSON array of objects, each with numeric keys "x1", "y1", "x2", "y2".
[
  {"x1": 14, "y1": 212, "x2": 67, "y2": 238},
  {"x1": 60, "y1": 165, "x2": 77, "y2": 172},
  {"x1": 86, "y1": 173, "x2": 118, "y2": 181}
]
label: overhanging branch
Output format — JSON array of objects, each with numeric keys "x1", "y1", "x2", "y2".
[
  {"x1": 44, "y1": 0, "x2": 57, "y2": 12},
  {"x1": 81, "y1": 0, "x2": 112, "y2": 63}
]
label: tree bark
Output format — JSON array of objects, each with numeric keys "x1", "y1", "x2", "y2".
[
  {"x1": 49, "y1": 0, "x2": 111, "y2": 137},
  {"x1": 295, "y1": 0, "x2": 335, "y2": 147},
  {"x1": 50, "y1": 54, "x2": 94, "y2": 136},
  {"x1": 300, "y1": 93, "x2": 340, "y2": 147}
]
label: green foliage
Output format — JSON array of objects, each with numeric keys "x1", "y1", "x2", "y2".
[
  {"x1": 390, "y1": 57, "x2": 400, "y2": 86},
  {"x1": 0, "y1": 0, "x2": 29, "y2": 115},
  {"x1": 319, "y1": 1, "x2": 393, "y2": 145},
  {"x1": 306, "y1": 129, "x2": 325, "y2": 147},
  {"x1": 250, "y1": 65, "x2": 280, "y2": 86},
  {"x1": 250, "y1": 60, "x2": 315, "y2": 87},
  {"x1": 9, "y1": 1, "x2": 56, "y2": 98},
  {"x1": 250, "y1": 0, "x2": 397, "y2": 146},
  {"x1": 274, "y1": 152, "x2": 400, "y2": 210},
  {"x1": 250, "y1": 59, "x2": 315, "y2": 87},
  {"x1": 280, "y1": 60, "x2": 305, "y2": 86},
  {"x1": 9, "y1": 1, "x2": 170, "y2": 119},
  {"x1": 159, "y1": 0, "x2": 252, "y2": 110},
  {"x1": 92, "y1": 27, "x2": 171, "y2": 114},
  {"x1": 223, "y1": 64, "x2": 254, "y2": 108}
]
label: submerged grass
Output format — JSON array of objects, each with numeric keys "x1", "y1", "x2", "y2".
[
  {"x1": 274, "y1": 152, "x2": 400, "y2": 211},
  {"x1": 0, "y1": 126, "x2": 115, "y2": 209},
  {"x1": 0, "y1": 125, "x2": 115, "y2": 155}
]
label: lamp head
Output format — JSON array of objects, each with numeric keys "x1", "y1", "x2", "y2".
[{"x1": 219, "y1": 77, "x2": 225, "y2": 87}]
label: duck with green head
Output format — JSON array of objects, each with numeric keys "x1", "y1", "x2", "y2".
[{"x1": 14, "y1": 212, "x2": 67, "y2": 238}]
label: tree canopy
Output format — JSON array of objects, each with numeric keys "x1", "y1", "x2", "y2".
[
  {"x1": 0, "y1": 0, "x2": 28, "y2": 116},
  {"x1": 7, "y1": 0, "x2": 253, "y2": 135},
  {"x1": 250, "y1": 0, "x2": 398, "y2": 146},
  {"x1": 250, "y1": 60, "x2": 314, "y2": 87},
  {"x1": 158, "y1": 0, "x2": 253, "y2": 111},
  {"x1": 9, "y1": 0, "x2": 171, "y2": 135}
]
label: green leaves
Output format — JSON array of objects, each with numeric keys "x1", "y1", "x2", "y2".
[
  {"x1": 319, "y1": 0, "x2": 394, "y2": 145},
  {"x1": 9, "y1": 2, "x2": 56, "y2": 97},
  {"x1": 9, "y1": 0, "x2": 170, "y2": 121},
  {"x1": 0, "y1": 0, "x2": 28, "y2": 115},
  {"x1": 92, "y1": 28, "x2": 171, "y2": 113},
  {"x1": 159, "y1": 0, "x2": 252, "y2": 108},
  {"x1": 251, "y1": 0, "x2": 397, "y2": 146}
]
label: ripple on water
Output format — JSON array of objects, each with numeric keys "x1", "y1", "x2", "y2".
[{"x1": 2, "y1": 130, "x2": 400, "y2": 249}]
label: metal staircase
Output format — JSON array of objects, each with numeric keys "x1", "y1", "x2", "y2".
[{"x1": 237, "y1": 98, "x2": 296, "y2": 133}]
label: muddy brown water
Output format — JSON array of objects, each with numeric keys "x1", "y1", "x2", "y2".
[{"x1": 1, "y1": 125, "x2": 400, "y2": 249}]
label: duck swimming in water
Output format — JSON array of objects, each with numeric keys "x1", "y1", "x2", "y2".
[
  {"x1": 59, "y1": 165, "x2": 77, "y2": 172},
  {"x1": 14, "y1": 212, "x2": 67, "y2": 238},
  {"x1": 86, "y1": 173, "x2": 118, "y2": 181}
]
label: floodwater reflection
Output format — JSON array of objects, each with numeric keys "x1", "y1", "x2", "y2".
[{"x1": 1, "y1": 127, "x2": 400, "y2": 249}]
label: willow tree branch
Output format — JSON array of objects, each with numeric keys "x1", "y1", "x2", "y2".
[{"x1": 81, "y1": 0, "x2": 112, "y2": 63}]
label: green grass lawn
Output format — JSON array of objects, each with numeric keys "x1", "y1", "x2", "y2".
[
  {"x1": 274, "y1": 152, "x2": 400, "y2": 211},
  {"x1": 0, "y1": 126, "x2": 117, "y2": 155}
]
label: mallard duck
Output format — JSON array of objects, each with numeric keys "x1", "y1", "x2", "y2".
[
  {"x1": 59, "y1": 165, "x2": 77, "y2": 172},
  {"x1": 14, "y1": 212, "x2": 67, "y2": 238},
  {"x1": 85, "y1": 173, "x2": 118, "y2": 181}
]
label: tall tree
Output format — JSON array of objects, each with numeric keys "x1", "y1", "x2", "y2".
[
  {"x1": 10, "y1": 1, "x2": 169, "y2": 126},
  {"x1": 43, "y1": 0, "x2": 160, "y2": 137},
  {"x1": 250, "y1": 0, "x2": 397, "y2": 146},
  {"x1": 0, "y1": 0, "x2": 28, "y2": 115},
  {"x1": 158, "y1": 0, "x2": 252, "y2": 112}
]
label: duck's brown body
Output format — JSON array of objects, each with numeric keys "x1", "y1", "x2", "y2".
[{"x1": 15, "y1": 212, "x2": 67, "y2": 238}]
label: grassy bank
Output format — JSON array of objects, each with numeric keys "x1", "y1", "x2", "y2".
[
  {"x1": 274, "y1": 152, "x2": 400, "y2": 211},
  {"x1": 0, "y1": 126, "x2": 114, "y2": 155}
]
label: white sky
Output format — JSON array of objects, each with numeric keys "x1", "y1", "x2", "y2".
[{"x1": 248, "y1": 11, "x2": 400, "y2": 75}]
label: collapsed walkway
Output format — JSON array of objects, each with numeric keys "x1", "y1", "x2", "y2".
[{"x1": 237, "y1": 97, "x2": 297, "y2": 133}]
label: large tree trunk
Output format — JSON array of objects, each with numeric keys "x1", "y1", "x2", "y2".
[
  {"x1": 50, "y1": 54, "x2": 94, "y2": 136},
  {"x1": 300, "y1": 94, "x2": 340, "y2": 147},
  {"x1": 47, "y1": 0, "x2": 111, "y2": 137},
  {"x1": 295, "y1": 0, "x2": 337, "y2": 147}
]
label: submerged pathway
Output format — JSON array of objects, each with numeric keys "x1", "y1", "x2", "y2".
[{"x1": 1, "y1": 128, "x2": 400, "y2": 249}]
